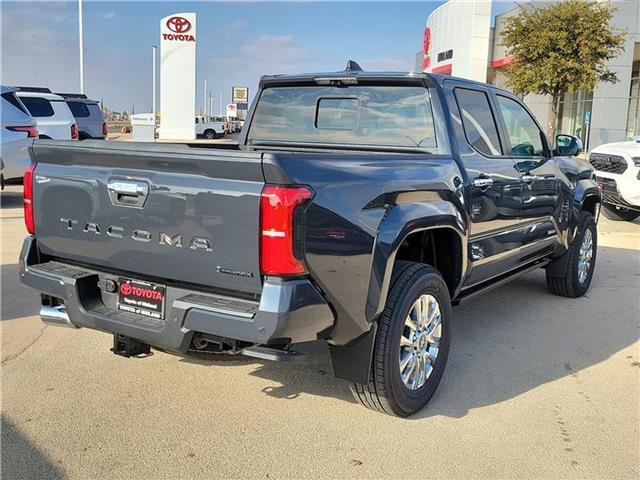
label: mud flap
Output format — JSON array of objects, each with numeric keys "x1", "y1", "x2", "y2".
[{"x1": 329, "y1": 324, "x2": 377, "y2": 385}]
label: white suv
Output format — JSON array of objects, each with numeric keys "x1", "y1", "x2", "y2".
[
  {"x1": 15, "y1": 88, "x2": 78, "y2": 140},
  {"x1": 589, "y1": 136, "x2": 640, "y2": 221},
  {"x1": 1, "y1": 86, "x2": 38, "y2": 187}
]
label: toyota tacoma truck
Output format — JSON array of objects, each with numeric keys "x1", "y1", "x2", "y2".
[
  {"x1": 588, "y1": 135, "x2": 640, "y2": 222},
  {"x1": 19, "y1": 62, "x2": 601, "y2": 416}
]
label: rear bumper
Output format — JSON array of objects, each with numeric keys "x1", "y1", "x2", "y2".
[{"x1": 19, "y1": 236, "x2": 334, "y2": 353}]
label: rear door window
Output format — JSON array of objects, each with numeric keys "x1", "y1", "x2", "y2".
[
  {"x1": 454, "y1": 88, "x2": 502, "y2": 156},
  {"x1": 67, "y1": 101, "x2": 91, "y2": 118},
  {"x1": 20, "y1": 96, "x2": 55, "y2": 117},
  {"x1": 247, "y1": 85, "x2": 440, "y2": 151}
]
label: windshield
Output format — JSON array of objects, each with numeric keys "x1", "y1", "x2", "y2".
[{"x1": 247, "y1": 85, "x2": 442, "y2": 152}]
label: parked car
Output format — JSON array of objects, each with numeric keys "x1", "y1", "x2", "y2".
[
  {"x1": 19, "y1": 62, "x2": 600, "y2": 417},
  {"x1": 0, "y1": 85, "x2": 37, "y2": 187},
  {"x1": 588, "y1": 136, "x2": 640, "y2": 221},
  {"x1": 195, "y1": 115, "x2": 227, "y2": 139},
  {"x1": 14, "y1": 87, "x2": 78, "y2": 140},
  {"x1": 56, "y1": 93, "x2": 107, "y2": 139}
]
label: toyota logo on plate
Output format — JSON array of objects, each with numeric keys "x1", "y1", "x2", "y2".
[{"x1": 166, "y1": 16, "x2": 191, "y2": 33}]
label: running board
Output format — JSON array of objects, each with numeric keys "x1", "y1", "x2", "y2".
[
  {"x1": 455, "y1": 259, "x2": 550, "y2": 304},
  {"x1": 241, "y1": 345, "x2": 304, "y2": 362}
]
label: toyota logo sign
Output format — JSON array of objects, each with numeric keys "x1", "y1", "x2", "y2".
[
  {"x1": 166, "y1": 16, "x2": 191, "y2": 33},
  {"x1": 163, "y1": 15, "x2": 195, "y2": 42}
]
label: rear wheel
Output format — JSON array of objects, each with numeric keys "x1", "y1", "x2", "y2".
[
  {"x1": 350, "y1": 261, "x2": 451, "y2": 417},
  {"x1": 546, "y1": 211, "x2": 597, "y2": 298},
  {"x1": 602, "y1": 203, "x2": 640, "y2": 222},
  {"x1": 203, "y1": 129, "x2": 216, "y2": 139}
]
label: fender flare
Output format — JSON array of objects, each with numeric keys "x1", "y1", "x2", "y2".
[
  {"x1": 366, "y1": 199, "x2": 467, "y2": 323},
  {"x1": 574, "y1": 178, "x2": 600, "y2": 210},
  {"x1": 330, "y1": 199, "x2": 467, "y2": 384}
]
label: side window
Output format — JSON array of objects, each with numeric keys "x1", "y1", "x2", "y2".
[
  {"x1": 66, "y1": 101, "x2": 91, "y2": 118},
  {"x1": 496, "y1": 95, "x2": 545, "y2": 157},
  {"x1": 1, "y1": 92, "x2": 28, "y2": 114},
  {"x1": 20, "y1": 96, "x2": 54, "y2": 118},
  {"x1": 454, "y1": 88, "x2": 503, "y2": 156}
]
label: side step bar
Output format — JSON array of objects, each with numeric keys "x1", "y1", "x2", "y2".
[
  {"x1": 456, "y1": 259, "x2": 550, "y2": 304},
  {"x1": 241, "y1": 345, "x2": 304, "y2": 362},
  {"x1": 40, "y1": 305, "x2": 79, "y2": 328}
]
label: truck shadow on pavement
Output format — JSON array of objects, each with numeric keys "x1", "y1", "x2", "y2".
[
  {"x1": 0, "y1": 190, "x2": 22, "y2": 209},
  {"x1": 1, "y1": 415, "x2": 65, "y2": 479},
  {"x1": 1, "y1": 264, "x2": 40, "y2": 321},
  {"x1": 209, "y1": 244, "x2": 639, "y2": 418}
]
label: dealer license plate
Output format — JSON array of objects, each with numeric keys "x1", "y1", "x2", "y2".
[{"x1": 117, "y1": 277, "x2": 166, "y2": 320}]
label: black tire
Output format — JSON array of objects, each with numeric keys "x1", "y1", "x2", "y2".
[
  {"x1": 601, "y1": 203, "x2": 640, "y2": 222},
  {"x1": 203, "y1": 129, "x2": 216, "y2": 139},
  {"x1": 546, "y1": 211, "x2": 597, "y2": 298},
  {"x1": 350, "y1": 261, "x2": 451, "y2": 417}
]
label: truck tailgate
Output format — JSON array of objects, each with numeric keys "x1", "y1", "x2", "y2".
[{"x1": 30, "y1": 140, "x2": 264, "y2": 295}]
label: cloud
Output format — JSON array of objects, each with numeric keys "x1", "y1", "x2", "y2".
[
  {"x1": 238, "y1": 35, "x2": 319, "y2": 72},
  {"x1": 360, "y1": 57, "x2": 414, "y2": 71},
  {"x1": 0, "y1": 2, "x2": 78, "y2": 91},
  {"x1": 99, "y1": 11, "x2": 116, "y2": 20},
  {"x1": 214, "y1": 20, "x2": 248, "y2": 39}
]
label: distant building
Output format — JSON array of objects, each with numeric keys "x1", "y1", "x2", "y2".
[{"x1": 417, "y1": 0, "x2": 640, "y2": 150}]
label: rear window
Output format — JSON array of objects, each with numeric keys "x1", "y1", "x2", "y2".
[
  {"x1": 247, "y1": 85, "x2": 439, "y2": 151},
  {"x1": 1, "y1": 92, "x2": 28, "y2": 114},
  {"x1": 67, "y1": 101, "x2": 91, "y2": 118},
  {"x1": 20, "y1": 96, "x2": 54, "y2": 117}
]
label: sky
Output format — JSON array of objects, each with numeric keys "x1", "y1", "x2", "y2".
[{"x1": 1, "y1": 0, "x2": 516, "y2": 113}]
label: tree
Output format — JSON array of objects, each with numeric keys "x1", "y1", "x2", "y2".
[{"x1": 501, "y1": 0, "x2": 626, "y2": 139}]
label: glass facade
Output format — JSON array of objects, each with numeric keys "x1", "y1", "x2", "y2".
[
  {"x1": 556, "y1": 90, "x2": 593, "y2": 149},
  {"x1": 625, "y1": 48, "x2": 640, "y2": 139}
]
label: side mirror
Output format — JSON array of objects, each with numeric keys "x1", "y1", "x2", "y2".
[{"x1": 555, "y1": 134, "x2": 583, "y2": 157}]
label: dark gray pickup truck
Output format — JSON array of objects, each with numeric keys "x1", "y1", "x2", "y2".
[{"x1": 19, "y1": 63, "x2": 600, "y2": 416}]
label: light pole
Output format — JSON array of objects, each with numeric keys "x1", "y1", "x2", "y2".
[
  {"x1": 78, "y1": 0, "x2": 84, "y2": 94},
  {"x1": 152, "y1": 45, "x2": 157, "y2": 139},
  {"x1": 203, "y1": 79, "x2": 207, "y2": 116}
]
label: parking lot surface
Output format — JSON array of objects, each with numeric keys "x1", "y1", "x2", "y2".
[{"x1": 1, "y1": 185, "x2": 639, "y2": 479}]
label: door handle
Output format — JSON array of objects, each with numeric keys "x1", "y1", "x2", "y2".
[
  {"x1": 472, "y1": 177, "x2": 494, "y2": 189},
  {"x1": 107, "y1": 180, "x2": 148, "y2": 196},
  {"x1": 521, "y1": 174, "x2": 539, "y2": 184}
]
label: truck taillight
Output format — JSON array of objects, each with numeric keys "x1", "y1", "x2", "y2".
[
  {"x1": 260, "y1": 185, "x2": 313, "y2": 276},
  {"x1": 23, "y1": 164, "x2": 35, "y2": 234},
  {"x1": 71, "y1": 123, "x2": 79, "y2": 140},
  {"x1": 102, "y1": 122, "x2": 108, "y2": 138}
]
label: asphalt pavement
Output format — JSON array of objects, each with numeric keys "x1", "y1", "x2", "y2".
[{"x1": 1, "y1": 185, "x2": 639, "y2": 479}]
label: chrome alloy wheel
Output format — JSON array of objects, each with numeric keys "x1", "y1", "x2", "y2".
[
  {"x1": 399, "y1": 294, "x2": 442, "y2": 390},
  {"x1": 577, "y1": 229, "x2": 593, "y2": 285}
]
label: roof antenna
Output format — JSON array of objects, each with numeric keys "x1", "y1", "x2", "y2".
[{"x1": 345, "y1": 60, "x2": 363, "y2": 72}]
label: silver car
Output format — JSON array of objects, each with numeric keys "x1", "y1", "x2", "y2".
[
  {"x1": 1, "y1": 85, "x2": 37, "y2": 187},
  {"x1": 56, "y1": 93, "x2": 107, "y2": 139}
]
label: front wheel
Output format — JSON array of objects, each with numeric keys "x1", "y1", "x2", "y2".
[
  {"x1": 350, "y1": 261, "x2": 451, "y2": 417},
  {"x1": 546, "y1": 211, "x2": 597, "y2": 298},
  {"x1": 602, "y1": 203, "x2": 640, "y2": 222}
]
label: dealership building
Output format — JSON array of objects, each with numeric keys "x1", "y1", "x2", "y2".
[{"x1": 417, "y1": 0, "x2": 640, "y2": 150}]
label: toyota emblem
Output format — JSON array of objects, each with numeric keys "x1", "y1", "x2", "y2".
[{"x1": 166, "y1": 16, "x2": 191, "y2": 33}]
